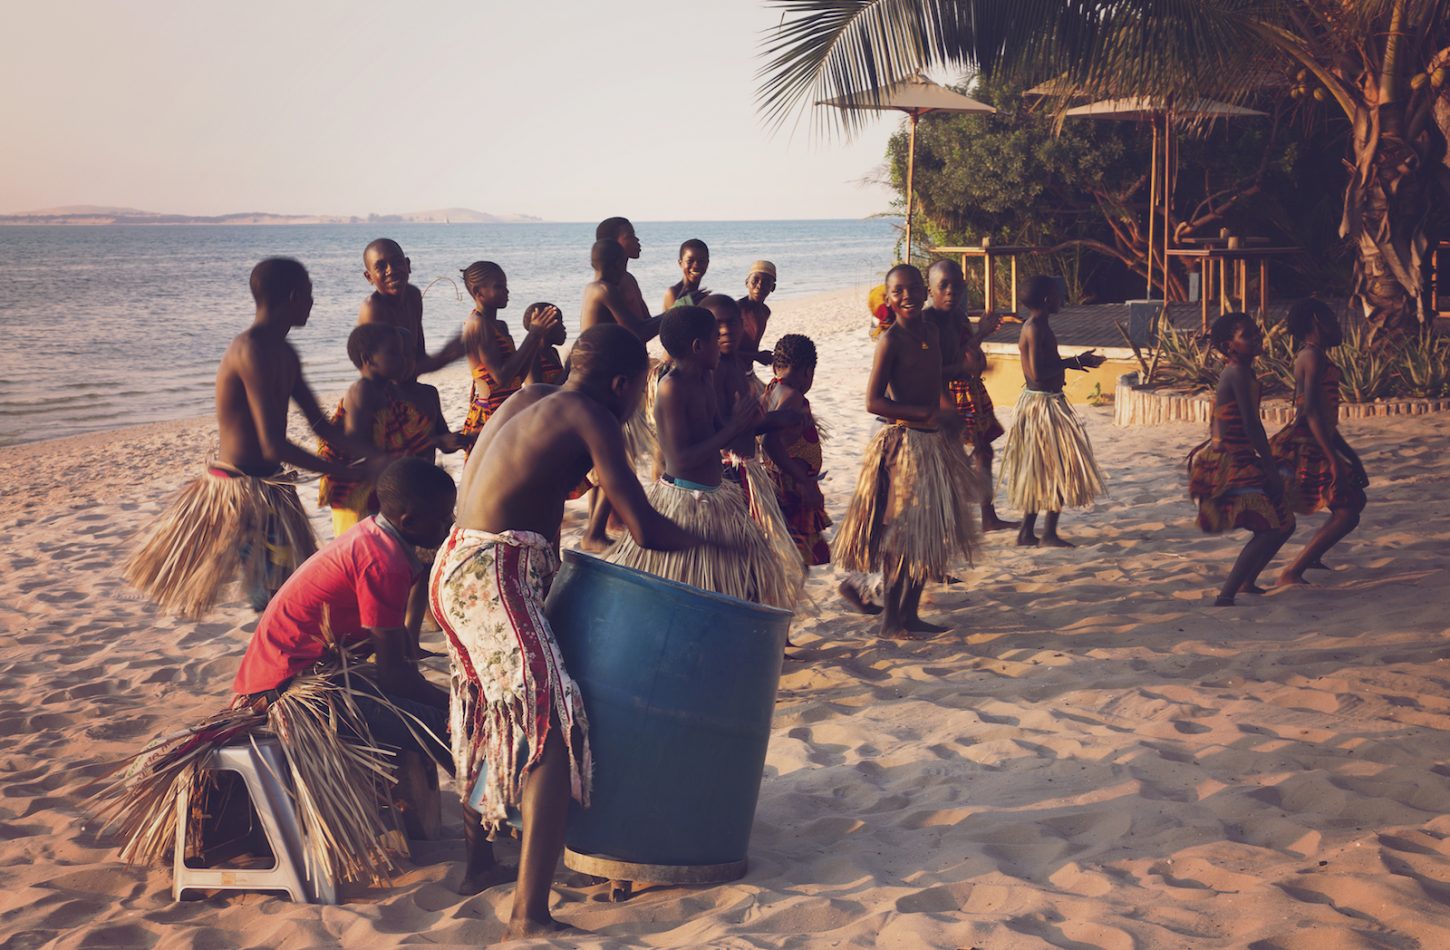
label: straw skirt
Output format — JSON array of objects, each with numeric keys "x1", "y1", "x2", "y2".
[
  {"x1": 998, "y1": 389, "x2": 1106, "y2": 513},
  {"x1": 605, "y1": 477, "x2": 797, "y2": 610},
  {"x1": 123, "y1": 465, "x2": 317, "y2": 618},
  {"x1": 833, "y1": 425, "x2": 982, "y2": 585}
]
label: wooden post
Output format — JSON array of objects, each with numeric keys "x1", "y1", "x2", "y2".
[
  {"x1": 1009, "y1": 254, "x2": 1018, "y2": 315},
  {"x1": 1163, "y1": 114, "x2": 1173, "y2": 303},
  {"x1": 1147, "y1": 122, "x2": 1158, "y2": 299},
  {"x1": 903, "y1": 112, "x2": 919, "y2": 265},
  {"x1": 1259, "y1": 258, "x2": 1268, "y2": 317}
]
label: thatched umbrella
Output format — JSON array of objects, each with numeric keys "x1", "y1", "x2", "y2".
[{"x1": 818, "y1": 74, "x2": 995, "y2": 262}]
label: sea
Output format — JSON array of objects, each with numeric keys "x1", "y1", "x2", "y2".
[{"x1": 0, "y1": 219, "x2": 897, "y2": 448}]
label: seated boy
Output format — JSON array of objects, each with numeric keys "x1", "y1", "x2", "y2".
[
  {"x1": 431, "y1": 324, "x2": 708, "y2": 936},
  {"x1": 834, "y1": 264, "x2": 981, "y2": 640},
  {"x1": 662, "y1": 239, "x2": 711, "y2": 310},
  {"x1": 605, "y1": 307, "x2": 797, "y2": 609},
  {"x1": 125, "y1": 258, "x2": 385, "y2": 618}
]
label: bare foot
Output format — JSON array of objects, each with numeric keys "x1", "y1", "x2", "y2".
[
  {"x1": 905, "y1": 617, "x2": 950, "y2": 634},
  {"x1": 1276, "y1": 573, "x2": 1310, "y2": 588},
  {"x1": 577, "y1": 534, "x2": 614, "y2": 554},
  {"x1": 506, "y1": 916, "x2": 584, "y2": 939},
  {"x1": 838, "y1": 580, "x2": 883, "y2": 615},
  {"x1": 982, "y1": 515, "x2": 1020, "y2": 532},
  {"x1": 880, "y1": 623, "x2": 933, "y2": 641},
  {"x1": 1039, "y1": 534, "x2": 1076, "y2": 548},
  {"x1": 456, "y1": 863, "x2": 517, "y2": 895},
  {"x1": 1239, "y1": 583, "x2": 1269, "y2": 596},
  {"x1": 943, "y1": 574, "x2": 962, "y2": 585},
  {"x1": 1016, "y1": 534, "x2": 1040, "y2": 547},
  {"x1": 1214, "y1": 595, "x2": 1236, "y2": 607},
  {"x1": 1307, "y1": 558, "x2": 1331, "y2": 570}
]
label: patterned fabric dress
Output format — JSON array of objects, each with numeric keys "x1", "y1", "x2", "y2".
[
  {"x1": 462, "y1": 323, "x2": 524, "y2": 443},
  {"x1": 1188, "y1": 391, "x2": 1295, "y2": 534},
  {"x1": 761, "y1": 380, "x2": 831, "y2": 566},
  {"x1": 948, "y1": 375, "x2": 1006, "y2": 446},
  {"x1": 429, "y1": 528, "x2": 591, "y2": 832},
  {"x1": 1270, "y1": 353, "x2": 1367, "y2": 513},
  {"x1": 318, "y1": 388, "x2": 434, "y2": 519}
]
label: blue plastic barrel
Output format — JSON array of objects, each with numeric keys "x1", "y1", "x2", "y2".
[{"x1": 545, "y1": 550, "x2": 792, "y2": 875}]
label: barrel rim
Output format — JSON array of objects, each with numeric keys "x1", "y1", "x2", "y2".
[{"x1": 559, "y1": 550, "x2": 795, "y2": 620}]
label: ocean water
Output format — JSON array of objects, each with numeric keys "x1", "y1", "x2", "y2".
[{"x1": 0, "y1": 219, "x2": 896, "y2": 447}]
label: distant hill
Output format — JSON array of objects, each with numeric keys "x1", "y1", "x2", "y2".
[{"x1": 0, "y1": 205, "x2": 542, "y2": 225}]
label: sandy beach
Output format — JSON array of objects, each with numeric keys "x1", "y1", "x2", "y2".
[{"x1": 3, "y1": 286, "x2": 1449, "y2": 948}]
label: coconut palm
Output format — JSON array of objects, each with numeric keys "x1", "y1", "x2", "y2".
[{"x1": 757, "y1": 0, "x2": 1450, "y2": 336}]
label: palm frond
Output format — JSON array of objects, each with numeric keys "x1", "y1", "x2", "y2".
[{"x1": 757, "y1": 0, "x2": 1278, "y2": 136}]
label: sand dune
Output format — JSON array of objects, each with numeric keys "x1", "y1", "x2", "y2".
[{"x1": 2, "y1": 287, "x2": 1448, "y2": 947}]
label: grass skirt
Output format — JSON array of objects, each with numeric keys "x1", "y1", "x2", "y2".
[
  {"x1": 833, "y1": 425, "x2": 982, "y2": 585},
  {"x1": 123, "y1": 465, "x2": 317, "y2": 618},
  {"x1": 727, "y1": 452, "x2": 807, "y2": 601},
  {"x1": 998, "y1": 389, "x2": 1106, "y2": 512},
  {"x1": 90, "y1": 655, "x2": 413, "y2": 887},
  {"x1": 605, "y1": 478, "x2": 797, "y2": 609}
]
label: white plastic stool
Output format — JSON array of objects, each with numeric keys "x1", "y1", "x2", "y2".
[{"x1": 173, "y1": 738, "x2": 336, "y2": 904}]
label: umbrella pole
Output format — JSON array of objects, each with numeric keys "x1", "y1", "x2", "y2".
[
  {"x1": 1147, "y1": 121, "x2": 1158, "y2": 299},
  {"x1": 1163, "y1": 114, "x2": 1174, "y2": 303},
  {"x1": 904, "y1": 112, "x2": 919, "y2": 264}
]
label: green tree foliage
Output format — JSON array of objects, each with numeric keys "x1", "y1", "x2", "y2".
[{"x1": 885, "y1": 72, "x2": 1352, "y2": 304}]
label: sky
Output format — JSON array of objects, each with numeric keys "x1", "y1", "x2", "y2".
[{"x1": 0, "y1": 1, "x2": 900, "y2": 221}]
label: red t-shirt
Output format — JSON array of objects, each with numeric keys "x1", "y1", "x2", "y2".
[{"x1": 233, "y1": 516, "x2": 419, "y2": 695}]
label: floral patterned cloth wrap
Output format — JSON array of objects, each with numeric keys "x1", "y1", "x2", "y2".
[{"x1": 429, "y1": 528, "x2": 591, "y2": 832}]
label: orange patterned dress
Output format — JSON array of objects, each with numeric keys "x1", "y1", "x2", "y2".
[
  {"x1": 1188, "y1": 390, "x2": 1295, "y2": 534},
  {"x1": 462, "y1": 322, "x2": 524, "y2": 443},
  {"x1": 318, "y1": 386, "x2": 435, "y2": 515},
  {"x1": 948, "y1": 373, "x2": 1005, "y2": 446},
  {"x1": 1270, "y1": 352, "x2": 1367, "y2": 513}
]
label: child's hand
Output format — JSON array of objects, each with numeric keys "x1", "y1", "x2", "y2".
[
  {"x1": 935, "y1": 407, "x2": 965, "y2": 434},
  {"x1": 528, "y1": 304, "x2": 562, "y2": 335},
  {"x1": 730, "y1": 392, "x2": 766, "y2": 434},
  {"x1": 978, "y1": 311, "x2": 1002, "y2": 337},
  {"x1": 435, "y1": 432, "x2": 466, "y2": 454},
  {"x1": 1078, "y1": 348, "x2": 1106, "y2": 369}
]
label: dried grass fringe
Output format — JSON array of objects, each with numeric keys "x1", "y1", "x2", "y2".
[
  {"x1": 605, "y1": 478, "x2": 796, "y2": 609},
  {"x1": 729, "y1": 452, "x2": 807, "y2": 604},
  {"x1": 90, "y1": 638, "x2": 431, "y2": 887},
  {"x1": 833, "y1": 426, "x2": 982, "y2": 585},
  {"x1": 998, "y1": 389, "x2": 1107, "y2": 512},
  {"x1": 123, "y1": 468, "x2": 317, "y2": 618}
]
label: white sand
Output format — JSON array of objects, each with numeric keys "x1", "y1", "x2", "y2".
[{"x1": 3, "y1": 287, "x2": 1449, "y2": 947}]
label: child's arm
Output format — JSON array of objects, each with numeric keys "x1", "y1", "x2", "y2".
[
  {"x1": 238, "y1": 341, "x2": 377, "y2": 479},
  {"x1": 864, "y1": 334, "x2": 935, "y2": 425},
  {"x1": 1228, "y1": 364, "x2": 1284, "y2": 497},
  {"x1": 662, "y1": 283, "x2": 680, "y2": 311},
  {"x1": 583, "y1": 408, "x2": 701, "y2": 552},
  {"x1": 342, "y1": 380, "x2": 384, "y2": 449},
  {"x1": 657, "y1": 374, "x2": 764, "y2": 470},
  {"x1": 471, "y1": 307, "x2": 560, "y2": 384},
  {"x1": 593, "y1": 283, "x2": 663, "y2": 342},
  {"x1": 1296, "y1": 348, "x2": 1347, "y2": 485}
]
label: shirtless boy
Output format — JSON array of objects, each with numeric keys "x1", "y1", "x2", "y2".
[
  {"x1": 834, "y1": 264, "x2": 981, "y2": 640},
  {"x1": 358, "y1": 238, "x2": 465, "y2": 375},
  {"x1": 606, "y1": 307, "x2": 797, "y2": 608},
  {"x1": 662, "y1": 239, "x2": 710, "y2": 310},
  {"x1": 430, "y1": 324, "x2": 704, "y2": 936},
  {"x1": 580, "y1": 239, "x2": 662, "y2": 550},
  {"x1": 595, "y1": 217, "x2": 652, "y2": 326},
  {"x1": 923, "y1": 259, "x2": 1015, "y2": 531},
  {"x1": 125, "y1": 258, "x2": 386, "y2": 618},
  {"x1": 998, "y1": 275, "x2": 1107, "y2": 547}
]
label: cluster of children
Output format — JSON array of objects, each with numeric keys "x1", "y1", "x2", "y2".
[{"x1": 112, "y1": 217, "x2": 1369, "y2": 934}]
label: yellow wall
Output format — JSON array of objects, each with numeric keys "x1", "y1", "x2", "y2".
[{"x1": 980, "y1": 353, "x2": 1134, "y2": 407}]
